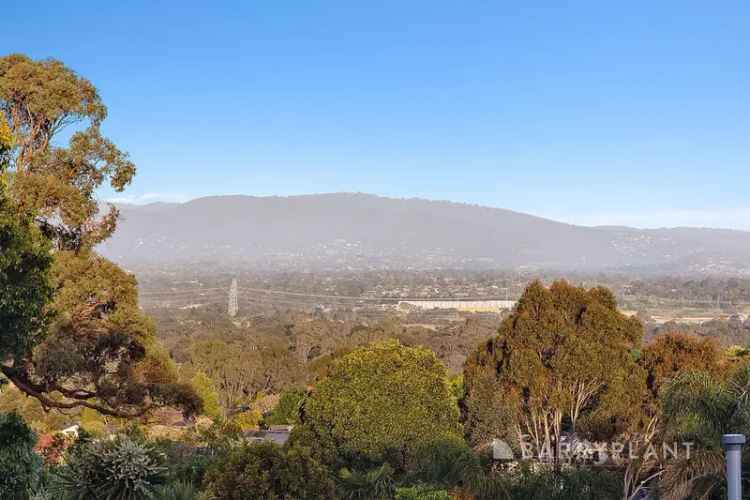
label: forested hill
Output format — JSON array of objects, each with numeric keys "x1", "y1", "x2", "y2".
[{"x1": 99, "y1": 193, "x2": 750, "y2": 274}]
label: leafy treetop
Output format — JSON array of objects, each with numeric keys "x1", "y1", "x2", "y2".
[
  {"x1": 0, "y1": 54, "x2": 199, "y2": 418},
  {"x1": 303, "y1": 340, "x2": 461, "y2": 469},
  {"x1": 464, "y1": 280, "x2": 647, "y2": 455}
]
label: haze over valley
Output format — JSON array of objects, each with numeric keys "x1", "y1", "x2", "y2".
[{"x1": 102, "y1": 193, "x2": 750, "y2": 275}]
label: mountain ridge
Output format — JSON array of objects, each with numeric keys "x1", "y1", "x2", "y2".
[{"x1": 99, "y1": 193, "x2": 750, "y2": 274}]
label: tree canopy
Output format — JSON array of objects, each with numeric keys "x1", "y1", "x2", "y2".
[
  {"x1": 464, "y1": 280, "x2": 647, "y2": 458},
  {"x1": 641, "y1": 332, "x2": 723, "y2": 400},
  {"x1": 302, "y1": 340, "x2": 461, "y2": 469},
  {"x1": 0, "y1": 54, "x2": 199, "y2": 418},
  {"x1": 0, "y1": 178, "x2": 53, "y2": 362}
]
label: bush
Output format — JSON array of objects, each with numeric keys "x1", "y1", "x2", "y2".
[
  {"x1": 475, "y1": 467, "x2": 623, "y2": 500},
  {"x1": 395, "y1": 485, "x2": 451, "y2": 500},
  {"x1": 263, "y1": 388, "x2": 305, "y2": 426},
  {"x1": 202, "y1": 441, "x2": 335, "y2": 500},
  {"x1": 337, "y1": 463, "x2": 395, "y2": 500},
  {"x1": 0, "y1": 412, "x2": 43, "y2": 499},
  {"x1": 153, "y1": 481, "x2": 200, "y2": 500},
  {"x1": 54, "y1": 434, "x2": 166, "y2": 500},
  {"x1": 304, "y1": 341, "x2": 461, "y2": 470},
  {"x1": 410, "y1": 436, "x2": 482, "y2": 489},
  {"x1": 153, "y1": 439, "x2": 213, "y2": 487}
]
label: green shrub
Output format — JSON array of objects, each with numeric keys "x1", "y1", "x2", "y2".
[
  {"x1": 154, "y1": 481, "x2": 200, "y2": 500},
  {"x1": 304, "y1": 341, "x2": 461, "y2": 470},
  {"x1": 475, "y1": 467, "x2": 623, "y2": 500},
  {"x1": 411, "y1": 435, "x2": 482, "y2": 489},
  {"x1": 202, "y1": 441, "x2": 335, "y2": 500},
  {"x1": 395, "y1": 485, "x2": 451, "y2": 500},
  {"x1": 54, "y1": 434, "x2": 166, "y2": 500},
  {"x1": 153, "y1": 439, "x2": 213, "y2": 486},
  {"x1": 0, "y1": 412, "x2": 43, "y2": 499},
  {"x1": 263, "y1": 388, "x2": 305, "y2": 426},
  {"x1": 337, "y1": 463, "x2": 395, "y2": 500}
]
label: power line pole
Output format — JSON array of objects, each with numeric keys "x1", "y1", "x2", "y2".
[{"x1": 228, "y1": 278, "x2": 238, "y2": 317}]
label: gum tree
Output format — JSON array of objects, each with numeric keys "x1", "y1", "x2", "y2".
[
  {"x1": 0, "y1": 54, "x2": 199, "y2": 418},
  {"x1": 464, "y1": 280, "x2": 647, "y2": 462}
]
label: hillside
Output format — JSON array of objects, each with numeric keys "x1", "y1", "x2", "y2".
[{"x1": 98, "y1": 193, "x2": 750, "y2": 274}]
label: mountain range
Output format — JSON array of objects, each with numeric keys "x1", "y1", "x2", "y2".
[{"x1": 98, "y1": 193, "x2": 750, "y2": 275}]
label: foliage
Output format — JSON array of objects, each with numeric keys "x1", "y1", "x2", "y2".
[
  {"x1": 37, "y1": 431, "x2": 76, "y2": 466},
  {"x1": 476, "y1": 467, "x2": 623, "y2": 500},
  {"x1": 187, "y1": 337, "x2": 304, "y2": 409},
  {"x1": 193, "y1": 418, "x2": 243, "y2": 454},
  {"x1": 0, "y1": 53, "x2": 130, "y2": 247},
  {"x1": 410, "y1": 435, "x2": 482, "y2": 490},
  {"x1": 0, "y1": 114, "x2": 12, "y2": 165},
  {"x1": 54, "y1": 434, "x2": 166, "y2": 500},
  {"x1": 641, "y1": 332, "x2": 723, "y2": 399},
  {"x1": 152, "y1": 439, "x2": 214, "y2": 487},
  {"x1": 304, "y1": 340, "x2": 461, "y2": 470},
  {"x1": 79, "y1": 407, "x2": 107, "y2": 435},
  {"x1": 230, "y1": 408, "x2": 261, "y2": 431},
  {"x1": 0, "y1": 53, "x2": 200, "y2": 418},
  {"x1": 0, "y1": 412, "x2": 43, "y2": 499},
  {"x1": 0, "y1": 179, "x2": 53, "y2": 363},
  {"x1": 657, "y1": 365, "x2": 750, "y2": 499},
  {"x1": 337, "y1": 463, "x2": 396, "y2": 500},
  {"x1": 464, "y1": 280, "x2": 647, "y2": 457},
  {"x1": 153, "y1": 481, "x2": 200, "y2": 500},
  {"x1": 202, "y1": 441, "x2": 335, "y2": 500},
  {"x1": 395, "y1": 486, "x2": 451, "y2": 500},
  {"x1": 190, "y1": 372, "x2": 221, "y2": 419},
  {"x1": 263, "y1": 388, "x2": 306, "y2": 426},
  {"x1": 462, "y1": 361, "x2": 516, "y2": 448}
]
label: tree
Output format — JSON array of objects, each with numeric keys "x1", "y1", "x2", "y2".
[
  {"x1": 641, "y1": 332, "x2": 723, "y2": 399},
  {"x1": 0, "y1": 53, "x2": 131, "y2": 249},
  {"x1": 188, "y1": 338, "x2": 304, "y2": 409},
  {"x1": 464, "y1": 281, "x2": 647, "y2": 462},
  {"x1": 303, "y1": 340, "x2": 461, "y2": 469},
  {"x1": 0, "y1": 54, "x2": 199, "y2": 418},
  {"x1": 264, "y1": 388, "x2": 306, "y2": 426},
  {"x1": 0, "y1": 412, "x2": 43, "y2": 499},
  {"x1": 0, "y1": 114, "x2": 12, "y2": 167},
  {"x1": 0, "y1": 177, "x2": 53, "y2": 364},
  {"x1": 190, "y1": 372, "x2": 221, "y2": 419},
  {"x1": 622, "y1": 333, "x2": 723, "y2": 500}
]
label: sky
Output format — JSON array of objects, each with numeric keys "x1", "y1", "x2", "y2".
[{"x1": 3, "y1": 1, "x2": 749, "y2": 229}]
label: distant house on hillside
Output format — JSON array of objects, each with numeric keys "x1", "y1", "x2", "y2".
[{"x1": 244, "y1": 425, "x2": 294, "y2": 446}]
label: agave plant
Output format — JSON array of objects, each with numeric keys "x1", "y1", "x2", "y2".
[{"x1": 54, "y1": 434, "x2": 166, "y2": 500}]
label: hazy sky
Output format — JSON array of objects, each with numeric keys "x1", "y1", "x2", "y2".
[{"x1": 3, "y1": 1, "x2": 748, "y2": 229}]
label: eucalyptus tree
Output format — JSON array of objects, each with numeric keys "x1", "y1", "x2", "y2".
[
  {"x1": 0, "y1": 54, "x2": 199, "y2": 418},
  {"x1": 464, "y1": 280, "x2": 647, "y2": 463}
]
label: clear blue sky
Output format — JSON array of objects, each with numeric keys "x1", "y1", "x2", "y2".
[{"x1": 3, "y1": 1, "x2": 749, "y2": 228}]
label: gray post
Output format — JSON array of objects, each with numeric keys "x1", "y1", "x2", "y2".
[{"x1": 721, "y1": 434, "x2": 746, "y2": 500}]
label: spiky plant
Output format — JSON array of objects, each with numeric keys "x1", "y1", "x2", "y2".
[
  {"x1": 153, "y1": 481, "x2": 200, "y2": 500},
  {"x1": 658, "y1": 366, "x2": 750, "y2": 500},
  {"x1": 337, "y1": 463, "x2": 396, "y2": 500},
  {"x1": 54, "y1": 435, "x2": 166, "y2": 500}
]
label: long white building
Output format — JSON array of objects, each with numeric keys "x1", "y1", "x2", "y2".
[{"x1": 398, "y1": 299, "x2": 517, "y2": 313}]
